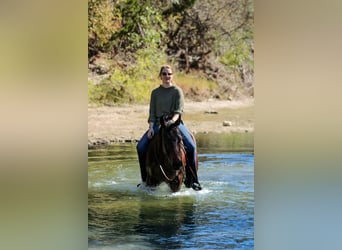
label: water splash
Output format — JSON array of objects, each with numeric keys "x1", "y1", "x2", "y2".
[{"x1": 89, "y1": 146, "x2": 254, "y2": 249}]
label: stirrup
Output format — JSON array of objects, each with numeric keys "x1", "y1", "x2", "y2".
[{"x1": 191, "y1": 182, "x2": 202, "y2": 191}]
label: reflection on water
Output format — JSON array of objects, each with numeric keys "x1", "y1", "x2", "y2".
[
  {"x1": 196, "y1": 132, "x2": 254, "y2": 153},
  {"x1": 89, "y1": 135, "x2": 254, "y2": 249}
]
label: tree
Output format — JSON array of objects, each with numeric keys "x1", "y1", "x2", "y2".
[{"x1": 88, "y1": 0, "x2": 122, "y2": 58}]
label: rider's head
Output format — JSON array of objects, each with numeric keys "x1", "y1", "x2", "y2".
[{"x1": 159, "y1": 65, "x2": 174, "y2": 83}]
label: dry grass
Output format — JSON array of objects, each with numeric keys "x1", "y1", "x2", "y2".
[{"x1": 174, "y1": 72, "x2": 219, "y2": 100}]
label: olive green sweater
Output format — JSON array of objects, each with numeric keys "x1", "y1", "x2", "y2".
[{"x1": 148, "y1": 85, "x2": 184, "y2": 125}]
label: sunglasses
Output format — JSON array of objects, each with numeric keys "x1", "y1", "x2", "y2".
[{"x1": 162, "y1": 72, "x2": 173, "y2": 76}]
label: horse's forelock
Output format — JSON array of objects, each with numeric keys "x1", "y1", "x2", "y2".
[
  {"x1": 168, "y1": 127, "x2": 183, "y2": 155},
  {"x1": 159, "y1": 126, "x2": 180, "y2": 155}
]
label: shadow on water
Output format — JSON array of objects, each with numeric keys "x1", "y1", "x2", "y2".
[
  {"x1": 133, "y1": 196, "x2": 197, "y2": 249},
  {"x1": 88, "y1": 189, "x2": 199, "y2": 249},
  {"x1": 88, "y1": 133, "x2": 254, "y2": 249}
]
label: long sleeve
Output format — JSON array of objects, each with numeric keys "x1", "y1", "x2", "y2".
[
  {"x1": 148, "y1": 91, "x2": 156, "y2": 123},
  {"x1": 173, "y1": 86, "x2": 184, "y2": 115}
]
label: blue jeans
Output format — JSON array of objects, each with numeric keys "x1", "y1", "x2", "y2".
[{"x1": 136, "y1": 123, "x2": 199, "y2": 184}]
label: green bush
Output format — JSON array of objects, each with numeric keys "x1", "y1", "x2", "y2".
[
  {"x1": 88, "y1": 0, "x2": 121, "y2": 52},
  {"x1": 113, "y1": 1, "x2": 166, "y2": 52},
  {"x1": 219, "y1": 31, "x2": 253, "y2": 71},
  {"x1": 89, "y1": 46, "x2": 167, "y2": 105}
]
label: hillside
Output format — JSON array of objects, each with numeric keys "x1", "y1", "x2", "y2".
[{"x1": 88, "y1": 0, "x2": 254, "y2": 104}]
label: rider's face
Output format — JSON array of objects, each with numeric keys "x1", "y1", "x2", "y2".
[{"x1": 161, "y1": 69, "x2": 173, "y2": 84}]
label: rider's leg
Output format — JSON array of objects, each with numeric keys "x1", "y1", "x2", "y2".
[
  {"x1": 178, "y1": 123, "x2": 201, "y2": 190},
  {"x1": 136, "y1": 131, "x2": 149, "y2": 182},
  {"x1": 136, "y1": 125, "x2": 159, "y2": 183}
]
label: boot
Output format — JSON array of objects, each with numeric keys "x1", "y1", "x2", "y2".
[{"x1": 184, "y1": 165, "x2": 202, "y2": 191}]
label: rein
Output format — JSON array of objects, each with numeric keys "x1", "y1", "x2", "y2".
[
  {"x1": 153, "y1": 127, "x2": 184, "y2": 182},
  {"x1": 159, "y1": 164, "x2": 174, "y2": 182},
  {"x1": 153, "y1": 146, "x2": 175, "y2": 181}
]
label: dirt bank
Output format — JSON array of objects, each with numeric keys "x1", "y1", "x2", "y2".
[{"x1": 88, "y1": 98, "x2": 254, "y2": 147}]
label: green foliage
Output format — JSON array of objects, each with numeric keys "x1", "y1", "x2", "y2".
[
  {"x1": 88, "y1": 0, "x2": 170, "y2": 104},
  {"x1": 219, "y1": 31, "x2": 253, "y2": 70},
  {"x1": 113, "y1": 0, "x2": 166, "y2": 52},
  {"x1": 163, "y1": 0, "x2": 198, "y2": 15},
  {"x1": 88, "y1": 0, "x2": 197, "y2": 56},
  {"x1": 88, "y1": 0, "x2": 254, "y2": 104},
  {"x1": 111, "y1": 46, "x2": 167, "y2": 103},
  {"x1": 89, "y1": 46, "x2": 167, "y2": 105},
  {"x1": 88, "y1": 79, "x2": 129, "y2": 105},
  {"x1": 88, "y1": 0, "x2": 121, "y2": 52}
]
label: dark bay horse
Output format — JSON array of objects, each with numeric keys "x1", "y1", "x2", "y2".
[{"x1": 145, "y1": 114, "x2": 197, "y2": 192}]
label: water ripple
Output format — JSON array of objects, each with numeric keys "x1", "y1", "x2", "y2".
[{"x1": 88, "y1": 146, "x2": 254, "y2": 249}]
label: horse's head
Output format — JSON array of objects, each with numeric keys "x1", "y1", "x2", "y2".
[
  {"x1": 159, "y1": 114, "x2": 185, "y2": 172},
  {"x1": 145, "y1": 113, "x2": 186, "y2": 192}
]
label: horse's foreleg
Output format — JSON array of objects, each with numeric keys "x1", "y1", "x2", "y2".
[{"x1": 146, "y1": 166, "x2": 161, "y2": 187}]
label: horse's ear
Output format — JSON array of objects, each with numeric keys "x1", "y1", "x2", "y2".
[{"x1": 174, "y1": 114, "x2": 181, "y2": 126}]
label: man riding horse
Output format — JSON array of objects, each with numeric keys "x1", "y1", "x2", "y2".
[{"x1": 136, "y1": 65, "x2": 202, "y2": 191}]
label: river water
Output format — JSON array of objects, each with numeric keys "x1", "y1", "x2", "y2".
[{"x1": 88, "y1": 133, "x2": 254, "y2": 249}]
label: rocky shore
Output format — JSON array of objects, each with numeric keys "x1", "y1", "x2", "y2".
[{"x1": 88, "y1": 99, "x2": 254, "y2": 147}]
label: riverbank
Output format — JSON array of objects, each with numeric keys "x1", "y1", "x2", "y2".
[{"x1": 88, "y1": 98, "x2": 254, "y2": 147}]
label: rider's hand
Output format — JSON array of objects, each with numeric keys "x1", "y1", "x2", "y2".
[
  {"x1": 147, "y1": 127, "x2": 154, "y2": 139},
  {"x1": 165, "y1": 119, "x2": 175, "y2": 127}
]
